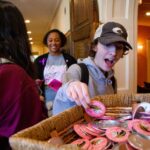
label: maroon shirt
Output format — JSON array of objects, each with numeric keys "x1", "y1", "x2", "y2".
[{"x1": 0, "y1": 64, "x2": 45, "y2": 149}]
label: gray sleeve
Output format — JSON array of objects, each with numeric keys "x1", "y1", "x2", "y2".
[
  {"x1": 62, "y1": 64, "x2": 82, "y2": 83},
  {"x1": 53, "y1": 64, "x2": 82, "y2": 115}
]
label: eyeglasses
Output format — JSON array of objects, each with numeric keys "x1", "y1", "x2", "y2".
[
  {"x1": 103, "y1": 43, "x2": 129, "y2": 55},
  {"x1": 106, "y1": 43, "x2": 125, "y2": 51}
]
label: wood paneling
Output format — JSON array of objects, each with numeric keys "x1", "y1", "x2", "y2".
[{"x1": 70, "y1": 0, "x2": 99, "y2": 59}]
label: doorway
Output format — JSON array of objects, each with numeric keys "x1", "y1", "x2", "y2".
[{"x1": 137, "y1": 0, "x2": 150, "y2": 92}]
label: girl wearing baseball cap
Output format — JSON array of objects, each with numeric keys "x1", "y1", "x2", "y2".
[{"x1": 53, "y1": 21, "x2": 132, "y2": 115}]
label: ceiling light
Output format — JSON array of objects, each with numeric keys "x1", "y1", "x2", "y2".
[
  {"x1": 29, "y1": 37, "x2": 32, "y2": 41},
  {"x1": 146, "y1": 12, "x2": 150, "y2": 16},
  {"x1": 25, "y1": 20, "x2": 30, "y2": 23},
  {"x1": 30, "y1": 41, "x2": 34, "y2": 45},
  {"x1": 138, "y1": 0, "x2": 142, "y2": 5},
  {"x1": 138, "y1": 44, "x2": 143, "y2": 50},
  {"x1": 27, "y1": 31, "x2": 32, "y2": 34}
]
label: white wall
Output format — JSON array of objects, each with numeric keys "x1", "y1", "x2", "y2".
[{"x1": 50, "y1": 0, "x2": 70, "y2": 33}]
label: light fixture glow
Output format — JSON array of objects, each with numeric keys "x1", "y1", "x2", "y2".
[
  {"x1": 138, "y1": 0, "x2": 142, "y2": 4},
  {"x1": 146, "y1": 12, "x2": 150, "y2": 16},
  {"x1": 29, "y1": 37, "x2": 32, "y2": 41},
  {"x1": 27, "y1": 31, "x2": 32, "y2": 34},
  {"x1": 25, "y1": 20, "x2": 30, "y2": 23},
  {"x1": 30, "y1": 41, "x2": 34, "y2": 45},
  {"x1": 138, "y1": 44, "x2": 143, "y2": 50}
]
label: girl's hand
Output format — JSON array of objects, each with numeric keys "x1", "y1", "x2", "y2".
[{"x1": 66, "y1": 81, "x2": 91, "y2": 109}]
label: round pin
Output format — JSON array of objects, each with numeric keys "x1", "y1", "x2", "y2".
[
  {"x1": 73, "y1": 124, "x2": 93, "y2": 140},
  {"x1": 71, "y1": 138, "x2": 91, "y2": 150},
  {"x1": 127, "y1": 119, "x2": 141, "y2": 131},
  {"x1": 90, "y1": 137, "x2": 108, "y2": 150},
  {"x1": 132, "y1": 102, "x2": 150, "y2": 119},
  {"x1": 128, "y1": 133, "x2": 150, "y2": 150},
  {"x1": 82, "y1": 124, "x2": 101, "y2": 136},
  {"x1": 85, "y1": 100, "x2": 106, "y2": 118},
  {"x1": 132, "y1": 120, "x2": 150, "y2": 138},
  {"x1": 87, "y1": 122, "x2": 104, "y2": 134},
  {"x1": 106, "y1": 126, "x2": 130, "y2": 143},
  {"x1": 98, "y1": 120, "x2": 121, "y2": 130}
]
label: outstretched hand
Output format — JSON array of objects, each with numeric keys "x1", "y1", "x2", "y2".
[{"x1": 66, "y1": 81, "x2": 91, "y2": 109}]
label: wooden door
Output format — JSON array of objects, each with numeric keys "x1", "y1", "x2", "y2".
[{"x1": 70, "y1": 0, "x2": 99, "y2": 59}]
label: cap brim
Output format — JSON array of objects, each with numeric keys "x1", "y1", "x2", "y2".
[{"x1": 99, "y1": 35, "x2": 132, "y2": 50}]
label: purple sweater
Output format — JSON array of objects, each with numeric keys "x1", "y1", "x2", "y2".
[{"x1": 0, "y1": 64, "x2": 45, "y2": 149}]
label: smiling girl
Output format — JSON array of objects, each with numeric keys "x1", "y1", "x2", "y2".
[
  {"x1": 34, "y1": 29, "x2": 76, "y2": 116},
  {"x1": 53, "y1": 22, "x2": 132, "y2": 115}
]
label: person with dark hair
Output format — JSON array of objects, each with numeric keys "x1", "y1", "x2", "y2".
[
  {"x1": 34, "y1": 29, "x2": 77, "y2": 116},
  {"x1": 0, "y1": 1, "x2": 46, "y2": 149},
  {"x1": 53, "y1": 21, "x2": 133, "y2": 115}
]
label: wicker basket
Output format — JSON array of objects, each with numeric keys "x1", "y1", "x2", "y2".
[{"x1": 9, "y1": 93, "x2": 150, "y2": 150}]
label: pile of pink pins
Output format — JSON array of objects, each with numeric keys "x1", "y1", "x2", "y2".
[{"x1": 71, "y1": 100, "x2": 150, "y2": 150}]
